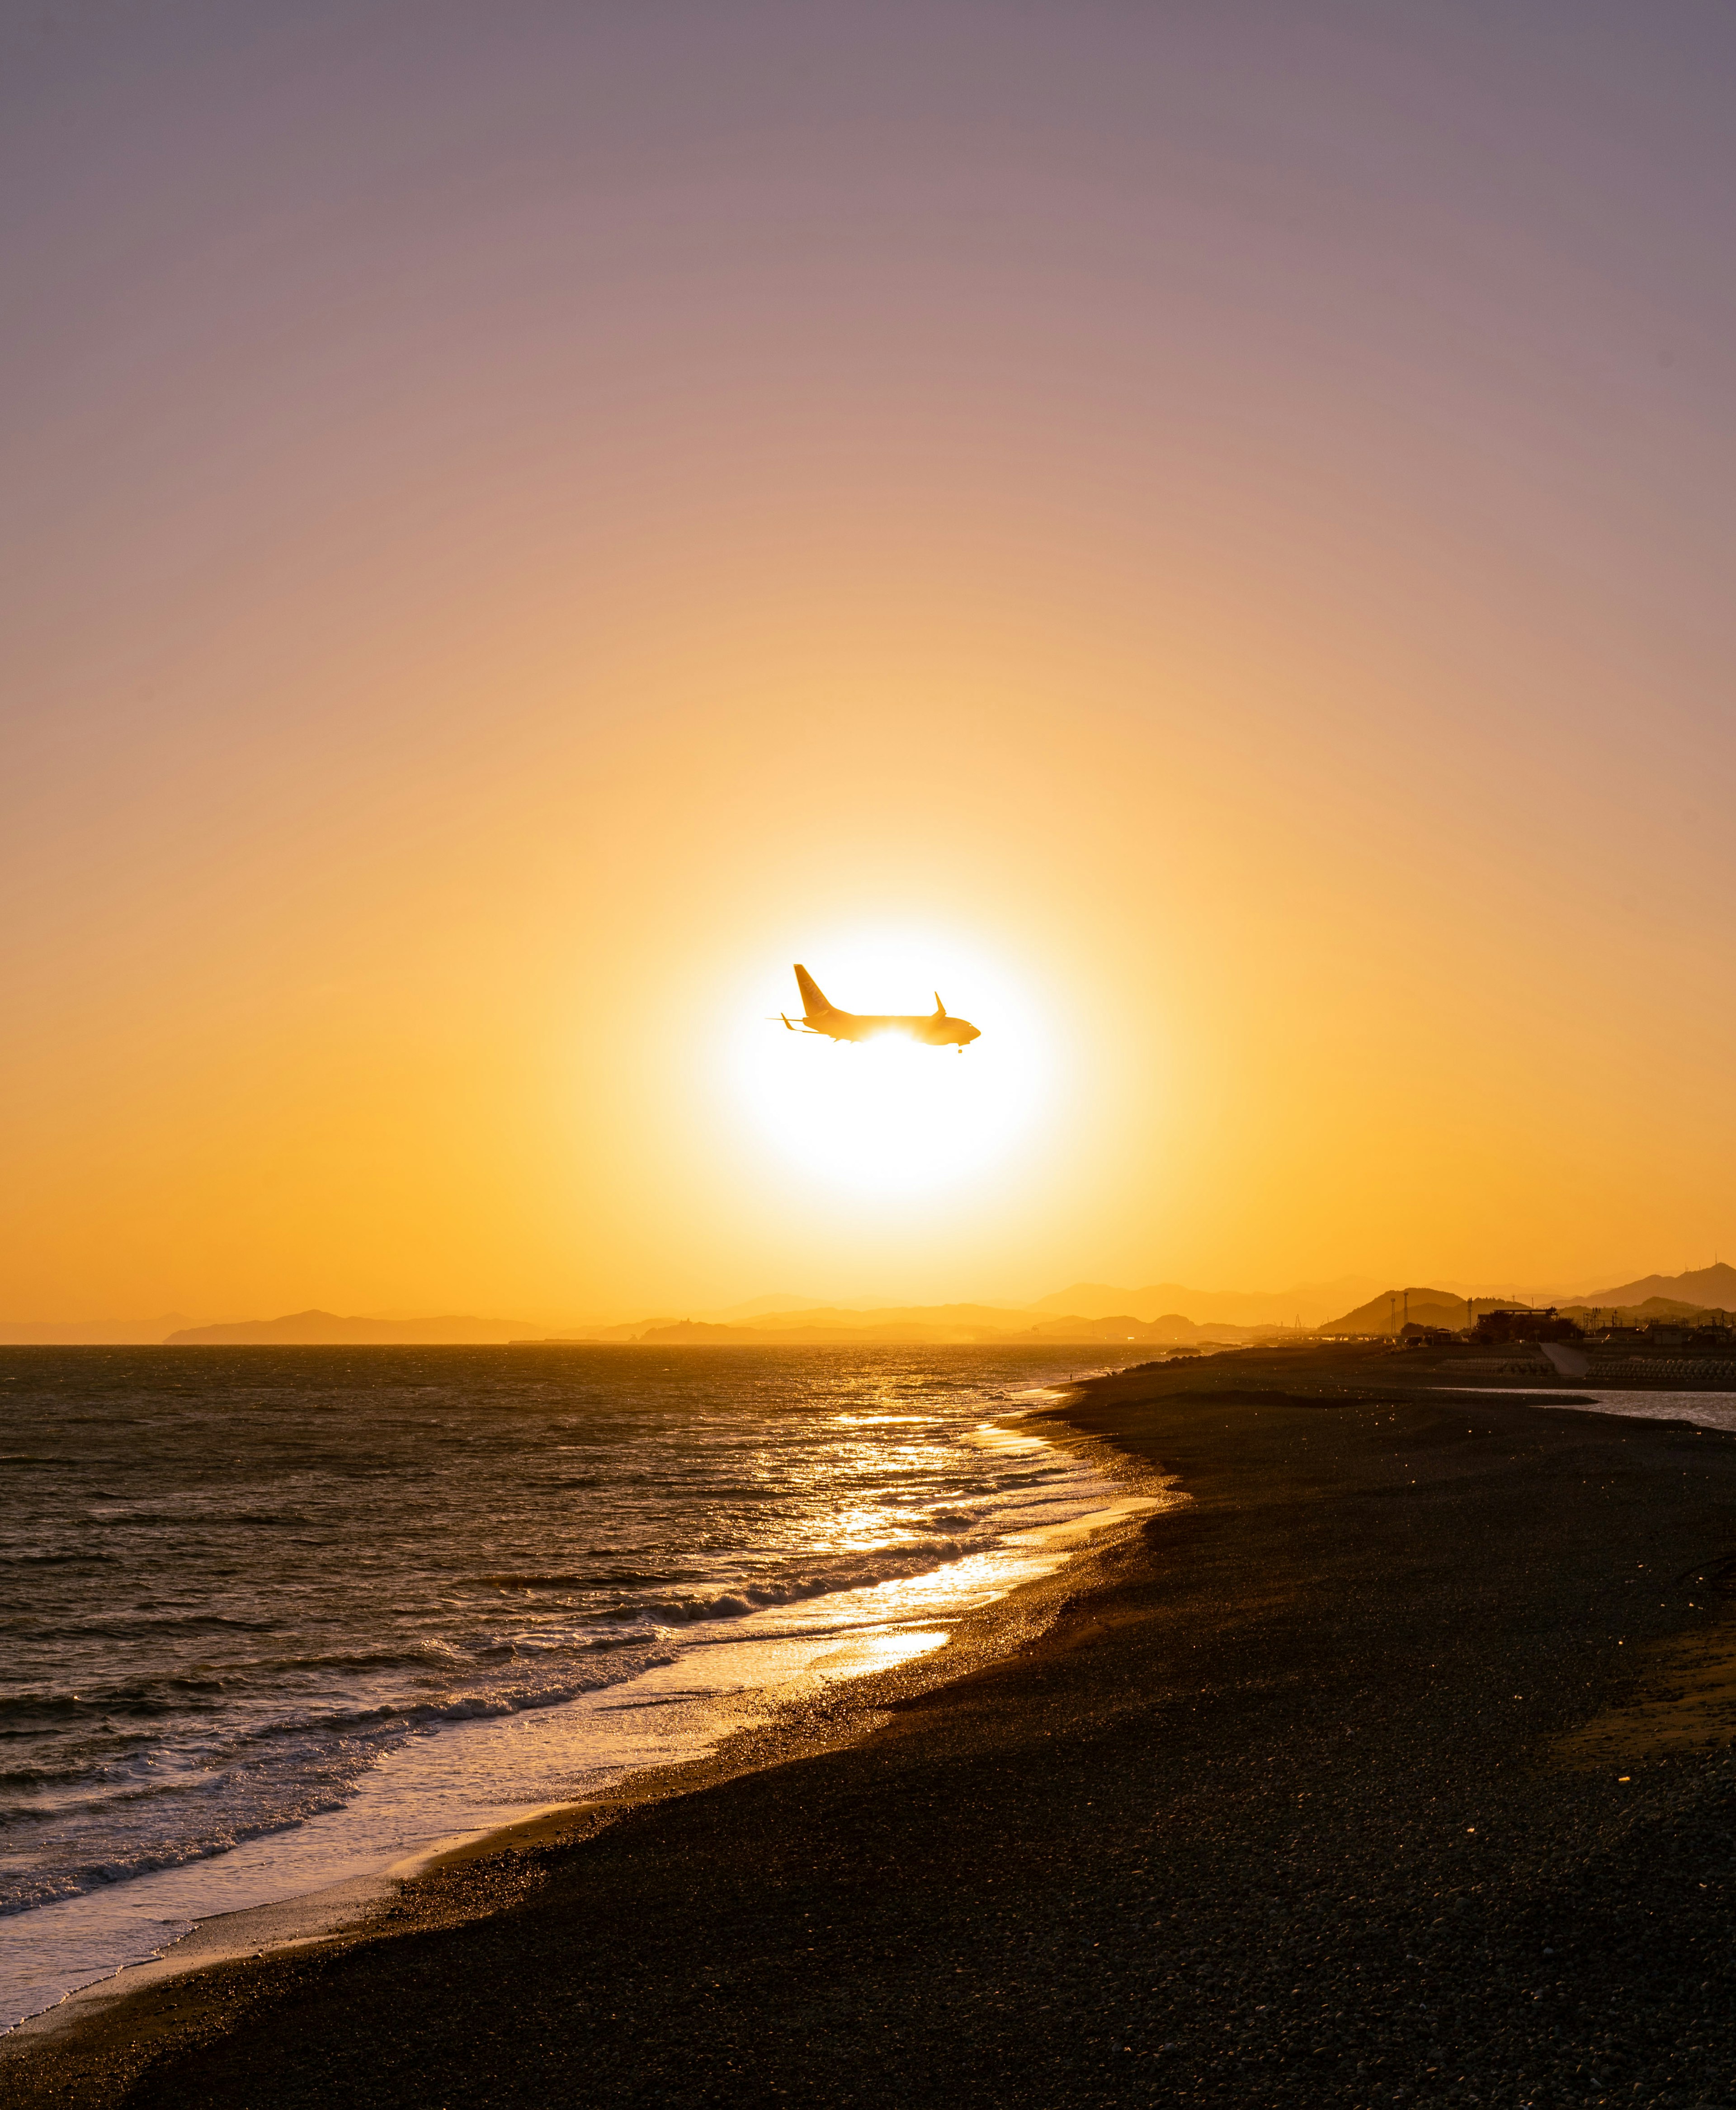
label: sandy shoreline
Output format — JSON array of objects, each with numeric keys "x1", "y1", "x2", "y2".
[{"x1": 11, "y1": 1344, "x2": 1736, "y2": 2107}]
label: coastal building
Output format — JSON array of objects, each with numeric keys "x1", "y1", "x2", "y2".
[{"x1": 1469, "y1": 1308, "x2": 1582, "y2": 1346}]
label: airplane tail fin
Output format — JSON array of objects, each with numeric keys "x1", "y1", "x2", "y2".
[
  {"x1": 793, "y1": 965, "x2": 831, "y2": 1018},
  {"x1": 933, "y1": 992, "x2": 947, "y2": 1017}
]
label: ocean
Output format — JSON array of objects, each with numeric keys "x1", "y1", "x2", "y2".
[{"x1": 1, "y1": 1343, "x2": 1132, "y2": 2029}]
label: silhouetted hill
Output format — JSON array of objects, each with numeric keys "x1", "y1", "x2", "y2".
[
  {"x1": 165, "y1": 1311, "x2": 538, "y2": 1345},
  {"x1": 555, "y1": 1306, "x2": 1253, "y2": 1347},
  {"x1": 1317, "y1": 1288, "x2": 1533, "y2": 1337},
  {"x1": 1013, "y1": 1313, "x2": 1252, "y2": 1346},
  {"x1": 1560, "y1": 1296, "x2": 1725, "y2": 1325},
  {"x1": 560, "y1": 1303, "x2": 1035, "y2": 1344},
  {"x1": 630, "y1": 1319, "x2": 1041, "y2": 1345},
  {"x1": 1033, "y1": 1278, "x2": 1380, "y2": 1328},
  {"x1": 635, "y1": 1321, "x2": 762, "y2": 1344},
  {"x1": 1577, "y1": 1263, "x2": 1736, "y2": 1313},
  {"x1": 1319, "y1": 1288, "x2": 1462, "y2": 1336}
]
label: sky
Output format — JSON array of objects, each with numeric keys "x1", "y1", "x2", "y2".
[{"x1": 5, "y1": 1, "x2": 1735, "y2": 1325}]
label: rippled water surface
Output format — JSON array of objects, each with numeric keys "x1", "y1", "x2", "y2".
[{"x1": 1, "y1": 1344, "x2": 1120, "y2": 2024}]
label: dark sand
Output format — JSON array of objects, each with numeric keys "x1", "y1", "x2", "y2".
[{"x1": 11, "y1": 1344, "x2": 1736, "y2": 2109}]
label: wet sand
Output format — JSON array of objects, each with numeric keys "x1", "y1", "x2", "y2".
[{"x1": 11, "y1": 1343, "x2": 1736, "y2": 2108}]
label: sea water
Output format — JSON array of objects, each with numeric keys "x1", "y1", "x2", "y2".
[
  {"x1": 1551, "y1": 1388, "x2": 1736, "y2": 1433},
  {"x1": 0, "y1": 1344, "x2": 1131, "y2": 2028},
  {"x1": 1452, "y1": 1386, "x2": 1736, "y2": 1434}
]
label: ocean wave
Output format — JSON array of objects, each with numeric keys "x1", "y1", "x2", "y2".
[
  {"x1": 81, "y1": 1509, "x2": 315, "y2": 1529},
  {"x1": 0, "y1": 1549, "x2": 120, "y2": 1566},
  {"x1": 259, "y1": 1646, "x2": 469, "y2": 1675},
  {"x1": 215, "y1": 1657, "x2": 666, "y2": 1746},
  {"x1": 65, "y1": 1613, "x2": 284, "y2": 1637},
  {"x1": 477, "y1": 1569, "x2": 696, "y2": 1590},
  {"x1": 0, "y1": 1653, "x2": 690, "y2": 1913},
  {"x1": 0, "y1": 1692, "x2": 129, "y2": 1722},
  {"x1": 0, "y1": 1686, "x2": 234, "y2": 1726},
  {"x1": 0, "y1": 1761, "x2": 108, "y2": 1790},
  {"x1": 635, "y1": 1541, "x2": 967, "y2": 1623},
  {"x1": 0, "y1": 1797, "x2": 359, "y2": 1916}
]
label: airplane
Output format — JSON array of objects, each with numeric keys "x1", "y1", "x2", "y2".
[{"x1": 779, "y1": 965, "x2": 981, "y2": 1050}]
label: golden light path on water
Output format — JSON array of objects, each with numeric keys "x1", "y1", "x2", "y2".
[{"x1": 727, "y1": 930, "x2": 1055, "y2": 1195}]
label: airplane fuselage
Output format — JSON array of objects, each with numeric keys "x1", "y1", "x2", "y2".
[
  {"x1": 804, "y1": 1007, "x2": 980, "y2": 1048},
  {"x1": 784, "y1": 965, "x2": 981, "y2": 1049}
]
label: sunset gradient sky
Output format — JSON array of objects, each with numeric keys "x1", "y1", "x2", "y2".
[{"x1": 5, "y1": 3, "x2": 1735, "y2": 1324}]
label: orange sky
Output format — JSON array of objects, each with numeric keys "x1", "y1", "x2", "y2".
[{"x1": 5, "y1": 5, "x2": 1734, "y2": 1325}]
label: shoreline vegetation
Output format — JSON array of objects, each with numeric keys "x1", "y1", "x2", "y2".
[{"x1": 12, "y1": 1344, "x2": 1736, "y2": 2107}]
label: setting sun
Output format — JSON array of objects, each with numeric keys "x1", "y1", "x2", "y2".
[{"x1": 728, "y1": 935, "x2": 1053, "y2": 1196}]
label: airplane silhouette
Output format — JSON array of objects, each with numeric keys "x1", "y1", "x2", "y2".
[{"x1": 780, "y1": 965, "x2": 981, "y2": 1050}]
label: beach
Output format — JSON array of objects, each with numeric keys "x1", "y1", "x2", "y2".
[
  {"x1": 0, "y1": 1344, "x2": 1121, "y2": 2032},
  {"x1": 11, "y1": 1343, "x2": 1736, "y2": 2108}
]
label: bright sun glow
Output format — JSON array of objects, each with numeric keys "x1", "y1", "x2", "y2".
[{"x1": 729, "y1": 931, "x2": 1052, "y2": 1196}]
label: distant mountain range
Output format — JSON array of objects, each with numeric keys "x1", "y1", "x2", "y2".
[
  {"x1": 600, "y1": 1308, "x2": 1248, "y2": 1348},
  {"x1": 10, "y1": 1265, "x2": 1731, "y2": 1348},
  {"x1": 161, "y1": 1310, "x2": 539, "y2": 1345},
  {"x1": 1575, "y1": 1262, "x2": 1736, "y2": 1312},
  {"x1": 580, "y1": 1302, "x2": 1034, "y2": 1341}
]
